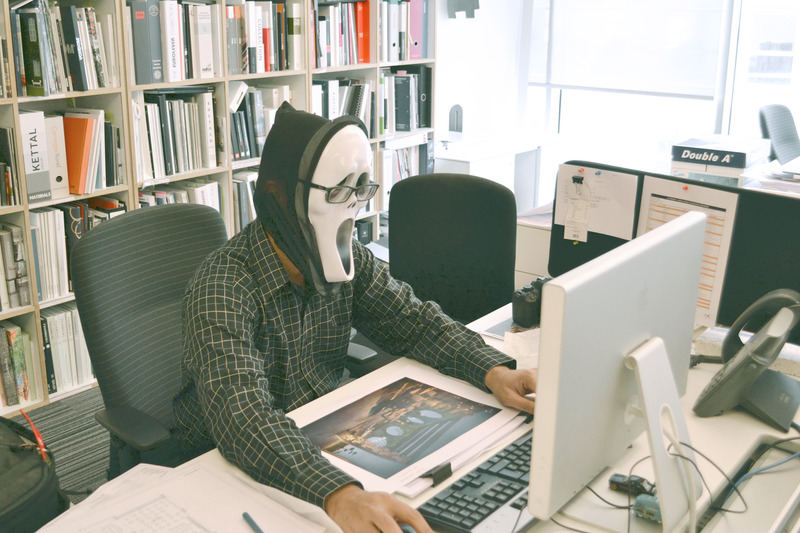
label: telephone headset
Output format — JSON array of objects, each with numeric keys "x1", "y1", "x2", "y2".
[{"x1": 693, "y1": 288, "x2": 800, "y2": 431}]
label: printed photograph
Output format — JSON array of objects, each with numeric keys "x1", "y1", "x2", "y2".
[{"x1": 303, "y1": 377, "x2": 501, "y2": 478}]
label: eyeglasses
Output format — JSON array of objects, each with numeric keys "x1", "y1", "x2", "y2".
[{"x1": 304, "y1": 181, "x2": 380, "y2": 204}]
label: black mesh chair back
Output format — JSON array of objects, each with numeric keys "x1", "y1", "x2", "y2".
[
  {"x1": 388, "y1": 173, "x2": 517, "y2": 324},
  {"x1": 70, "y1": 204, "x2": 227, "y2": 477},
  {"x1": 759, "y1": 104, "x2": 800, "y2": 164}
]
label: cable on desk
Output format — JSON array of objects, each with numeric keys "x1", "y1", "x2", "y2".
[
  {"x1": 717, "y1": 434, "x2": 800, "y2": 508},
  {"x1": 586, "y1": 486, "x2": 632, "y2": 509},
  {"x1": 550, "y1": 515, "x2": 593, "y2": 532},
  {"x1": 677, "y1": 441, "x2": 748, "y2": 515},
  {"x1": 689, "y1": 354, "x2": 724, "y2": 367}
]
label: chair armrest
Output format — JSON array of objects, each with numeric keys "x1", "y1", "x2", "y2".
[{"x1": 95, "y1": 406, "x2": 171, "y2": 451}]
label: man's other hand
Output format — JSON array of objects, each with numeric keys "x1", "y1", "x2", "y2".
[
  {"x1": 325, "y1": 484, "x2": 433, "y2": 533},
  {"x1": 485, "y1": 365, "x2": 538, "y2": 414}
]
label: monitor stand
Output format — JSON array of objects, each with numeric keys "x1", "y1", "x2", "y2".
[
  {"x1": 560, "y1": 337, "x2": 703, "y2": 532},
  {"x1": 625, "y1": 337, "x2": 703, "y2": 532}
]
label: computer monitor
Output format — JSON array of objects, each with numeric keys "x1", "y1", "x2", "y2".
[{"x1": 529, "y1": 211, "x2": 707, "y2": 531}]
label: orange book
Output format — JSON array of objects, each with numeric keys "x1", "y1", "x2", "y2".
[
  {"x1": 356, "y1": 1, "x2": 370, "y2": 64},
  {"x1": 62, "y1": 116, "x2": 94, "y2": 195},
  {"x1": 87, "y1": 196, "x2": 120, "y2": 210}
]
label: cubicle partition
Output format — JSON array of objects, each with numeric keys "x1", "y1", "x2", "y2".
[{"x1": 547, "y1": 160, "x2": 800, "y2": 342}]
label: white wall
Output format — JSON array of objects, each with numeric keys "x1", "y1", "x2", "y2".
[{"x1": 434, "y1": 1, "x2": 527, "y2": 141}]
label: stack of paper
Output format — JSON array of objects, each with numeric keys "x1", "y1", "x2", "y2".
[{"x1": 39, "y1": 459, "x2": 336, "y2": 532}]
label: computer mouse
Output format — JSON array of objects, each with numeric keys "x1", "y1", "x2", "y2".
[{"x1": 398, "y1": 525, "x2": 417, "y2": 533}]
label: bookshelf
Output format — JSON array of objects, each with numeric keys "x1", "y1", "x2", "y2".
[{"x1": 0, "y1": 0, "x2": 436, "y2": 417}]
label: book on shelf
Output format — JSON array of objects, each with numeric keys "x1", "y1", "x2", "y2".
[
  {"x1": 129, "y1": 0, "x2": 164, "y2": 84},
  {"x1": 66, "y1": 107, "x2": 108, "y2": 193},
  {"x1": 44, "y1": 115, "x2": 70, "y2": 201},
  {"x1": 387, "y1": 0, "x2": 400, "y2": 62},
  {"x1": 160, "y1": 0, "x2": 183, "y2": 82},
  {"x1": 62, "y1": 114, "x2": 94, "y2": 195},
  {"x1": 0, "y1": 229, "x2": 19, "y2": 309},
  {"x1": 145, "y1": 102, "x2": 166, "y2": 178},
  {"x1": 355, "y1": 0, "x2": 370, "y2": 63},
  {"x1": 143, "y1": 91, "x2": 177, "y2": 176},
  {"x1": 19, "y1": 110, "x2": 51, "y2": 203},
  {"x1": 0, "y1": 323, "x2": 18, "y2": 407},
  {"x1": 247, "y1": 88, "x2": 268, "y2": 155},
  {"x1": 407, "y1": 0, "x2": 426, "y2": 60},
  {"x1": 274, "y1": 2, "x2": 286, "y2": 70},
  {"x1": 54, "y1": 203, "x2": 83, "y2": 291},
  {"x1": 102, "y1": 12, "x2": 120, "y2": 88},
  {"x1": 0, "y1": 249, "x2": 10, "y2": 312},
  {"x1": 39, "y1": 303, "x2": 94, "y2": 395},
  {"x1": 39, "y1": 315, "x2": 56, "y2": 395},
  {"x1": 393, "y1": 74, "x2": 412, "y2": 132},
  {"x1": 0, "y1": 222, "x2": 31, "y2": 308},
  {"x1": 0, "y1": 320, "x2": 30, "y2": 404},
  {"x1": 70, "y1": 303, "x2": 93, "y2": 385},
  {"x1": 44, "y1": 1, "x2": 69, "y2": 93},
  {"x1": 0, "y1": 128, "x2": 20, "y2": 207},
  {"x1": 287, "y1": 1, "x2": 303, "y2": 70},
  {"x1": 11, "y1": 1, "x2": 119, "y2": 95},
  {"x1": 315, "y1": 1, "x2": 368, "y2": 68},
  {"x1": 241, "y1": 96, "x2": 258, "y2": 159},
  {"x1": 189, "y1": 3, "x2": 215, "y2": 79},
  {"x1": 393, "y1": 64, "x2": 431, "y2": 128},
  {"x1": 258, "y1": 0, "x2": 273, "y2": 72},
  {"x1": 59, "y1": 4, "x2": 90, "y2": 91},
  {"x1": 22, "y1": 331, "x2": 40, "y2": 403},
  {"x1": 397, "y1": 0, "x2": 407, "y2": 61},
  {"x1": 29, "y1": 207, "x2": 70, "y2": 301},
  {"x1": 259, "y1": 83, "x2": 291, "y2": 108},
  {"x1": 75, "y1": 7, "x2": 98, "y2": 89},
  {"x1": 671, "y1": 135, "x2": 771, "y2": 169},
  {"x1": 84, "y1": 6, "x2": 109, "y2": 88},
  {"x1": 208, "y1": 3, "x2": 223, "y2": 77},
  {"x1": 312, "y1": 78, "x2": 340, "y2": 120},
  {"x1": 232, "y1": 169, "x2": 258, "y2": 231},
  {"x1": 28, "y1": 224, "x2": 41, "y2": 303},
  {"x1": 17, "y1": 7, "x2": 49, "y2": 96},
  {"x1": 225, "y1": 4, "x2": 243, "y2": 75},
  {"x1": 170, "y1": 178, "x2": 221, "y2": 211},
  {"x1": 244, "y1": 1, "x2": 265, "y2": 74},
  {"x1": 40, "y1": 309, "x2": 66, "y2": 392}
]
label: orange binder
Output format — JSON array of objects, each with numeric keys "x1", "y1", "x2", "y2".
[
  {"x1": 63, "y1": 116, "x2": 94, "y2": 195},
  {"x1": 356, "y1": 1, "x2": 370, "y2": 64}
]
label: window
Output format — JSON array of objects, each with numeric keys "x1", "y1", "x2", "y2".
[{"x1": 526, "y1": 0, "x2": 800, "y2": 203}]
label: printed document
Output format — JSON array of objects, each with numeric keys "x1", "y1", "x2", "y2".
[{"x1": 637, "y1": 175, "x2": 738, "y2": 327}]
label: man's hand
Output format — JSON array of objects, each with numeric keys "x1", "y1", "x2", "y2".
[
  {"x1": 325, "y1": 484, "x2": 433, "y2": 533},
  {"x1": 484, "y1": 365, "x2": 538, "y2": 414}
]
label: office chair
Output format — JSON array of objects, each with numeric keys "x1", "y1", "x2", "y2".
[
  {"x1": 70, "y1": 203, "x2": 228, "y2": 479},
  {"x1": 759, "y1": 104, "x2": 800, "y2": 164},
  {"x1": 388, "y1": 173, "x2": 517, "y2": 324}
]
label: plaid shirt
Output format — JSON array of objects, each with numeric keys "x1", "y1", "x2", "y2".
[{"x1": 173, "y1": 221, "x2": 513, "y2": 509}]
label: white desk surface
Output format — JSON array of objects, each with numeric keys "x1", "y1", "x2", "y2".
[{"x1": 43, "y1": 304, "x2": 800, "y2": 532}]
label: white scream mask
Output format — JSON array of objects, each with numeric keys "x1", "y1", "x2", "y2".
[{"x1": 297, "y1": 125, "x2": 373, "y2": 283}]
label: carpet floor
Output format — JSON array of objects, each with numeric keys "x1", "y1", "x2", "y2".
[{"x1": 11, "y1": 387, "x2": 110, "y2": 504}]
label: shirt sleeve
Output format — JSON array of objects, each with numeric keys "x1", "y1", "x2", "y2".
[
  {"x1": 182, "y1": 261, "x2": 360, "y2": 508},
  {"x1": 350, "y1": 243, "x2": 515, "y2": 391}
]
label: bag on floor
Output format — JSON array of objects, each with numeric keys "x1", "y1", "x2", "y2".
[{"x1": 0, "y1": 415, "x2": 68, "y2": 533}]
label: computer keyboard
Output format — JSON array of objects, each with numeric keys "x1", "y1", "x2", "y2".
[{"x1": 417, "y1": 430, "x2": 537, "y2": 533}]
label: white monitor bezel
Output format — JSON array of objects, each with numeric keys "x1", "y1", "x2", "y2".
[{"x1": 528, "y1": 211, "x2": 707, "y2": 527}]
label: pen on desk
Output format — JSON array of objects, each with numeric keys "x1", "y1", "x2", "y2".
[{"x1": 242, "y1": 512, "x2": 264, "y2": 533}]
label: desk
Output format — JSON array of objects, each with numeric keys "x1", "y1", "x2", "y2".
[
  {"x1": 515, "y1": 208, "x2": 552, "y2": 288},
  {"x1": 434, "y1": 139, "x2": 541, "y2": 213},
  {"x1": 42, "y1": 305, "x2": 800, "y2": 532}
]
